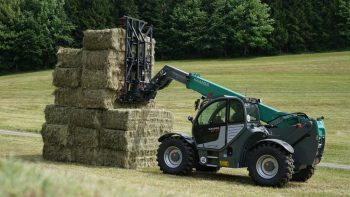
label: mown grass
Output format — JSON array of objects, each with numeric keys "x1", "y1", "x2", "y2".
[
  {"x1": 0, "y1": 135, "x2": 349, "y2": 197},
  {"x1": 1, "y1": 51, "x2": 349, "y2": 164},
  {"x1": 1, "y1": 52, "x2": 350, "y2": 196}
]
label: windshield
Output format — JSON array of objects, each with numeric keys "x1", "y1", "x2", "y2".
[{"x1": 245, "y1": 103, "x2": 260, "y2": 123}]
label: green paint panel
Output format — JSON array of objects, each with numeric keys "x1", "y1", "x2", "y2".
[{"x1": 186, "y1": 74, "x2": 284, "y2": 123}]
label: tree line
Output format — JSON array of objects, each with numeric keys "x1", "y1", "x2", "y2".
[{"x1": 0, "y1": 0, "x2": 349, "y2": 72}]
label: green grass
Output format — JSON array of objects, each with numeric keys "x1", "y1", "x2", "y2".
[
  {"x1": 0, "y1": 135, "x2": 349, "y2": 197},
  {"x1": 2, "y1": 51, "x2": 349, "y2": 164},
  {"x1": 1, "y1": 51, "x2": 350, "y2": 196}
]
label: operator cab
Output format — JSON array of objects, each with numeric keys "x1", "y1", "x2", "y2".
[{"x1": 192, "y1": 96, "x2": 262, "y2": 150}]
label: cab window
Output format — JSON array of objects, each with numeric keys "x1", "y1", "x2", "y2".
[
  {"x1": 198, "y1": 100, "x2": 227, "y2": 125},
  {"x1": 229, "y1": 100, "x2": 245, "y2": 124}
]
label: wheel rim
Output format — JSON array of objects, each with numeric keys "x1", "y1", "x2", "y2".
[
  {"x1": 256, "y1": 154, "x2": 279, "y2": 179},
  {"x1": 164, "y1": 146, "x2": 183, "y2": 168}
]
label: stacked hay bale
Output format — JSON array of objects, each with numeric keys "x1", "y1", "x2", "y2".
[{"x1": 42, "y1": 28, "x2": 173, "y2": 169}]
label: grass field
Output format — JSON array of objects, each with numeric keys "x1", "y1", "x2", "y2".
[
  {"x1": 0, "y1": 51, "x2": 350, "y2": 196},
  {"x1": 1, "y1": 135, "x2": 349, "y2": 196}
]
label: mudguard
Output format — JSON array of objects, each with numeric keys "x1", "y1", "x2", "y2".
[
  {"x1": 251, "y1": 138, "x2": 294, "y2": 154},
  {"x1": 158, "y1": 132, "x2": 195, "y2": 146}
]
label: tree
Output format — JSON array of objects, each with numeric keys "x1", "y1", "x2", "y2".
[
  {"x1": 64, "y1": 0, "x2": 117, "y2": 47},
  {"x1": 262, "y1": 0, "x2": 288, "y2": 53},
  {"x1": 225, "y1": 0, "x2": 274, "y2": 55},
  {"x1": 336, "y1": 0, "x2": 350, "y2": 48},
  {"x1": 0, "y1": 0, "x2": 74, "y2": 71},
  {"x1": 0, "y1": 0, "x2": 21, "y2": 71},
  {"x1": 200, "y1": 0, "x2": 227, "y2": 57},
  {"x1": 165, "y1": 0, "x2": 207, "y2": 58}
]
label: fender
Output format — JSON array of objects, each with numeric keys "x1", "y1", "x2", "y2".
[
  {"x1": 250, "y1": 138, "x2": 294, "y2": 154},
  {"x1": 158, "y1": 132, "x2": 195, "y2": 146}
]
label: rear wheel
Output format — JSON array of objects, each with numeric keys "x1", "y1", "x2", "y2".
[
  {"x1": 248, "y1": 143, "x2": 294, "y2": 187},
  {"x1": 291, "y1": 165, "x2": 315, "y2": 182},
  {"x1": 157, "y1": 136, "x2": 194, "y2": 175}
]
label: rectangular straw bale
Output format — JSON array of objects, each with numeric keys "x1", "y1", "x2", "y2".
[
  {"x1": 54, "y1": 88, "x2": 81, "y2": 107},
  {"x1": 74, "y1": 147, "x2": 100, "y2": 165},
  {"x1": 52, "y1": 67, "x2": 81, "y2": 88},
  {"x1": 102, "y1": 109, "x2": 141, "y2": 130},
  {"x1": 127, "y1": 139, "x2": 159, "y2": 152},
  {"x1": 79, "y1": 89, "x2": 116, "y2": 109},
  {"x1": 41, "y1": 123, "x2": 69, "y2": 146},
  {"x1": 133, "y1": 156, "x2": 157, "y2": 169},
  {"x1": 69, "y1": 126, "x2": 99, "y2": 148},
  {"x1": 113, "y1": 99, "x2": 156, "y2": 109},
  {"x1": 99, "y1": 129, "x2": 158, "y2": 151},
  {"x1": 81, "y1": 49, "x2": 124, "y2": 70},
  {"x1": 119, "y1": 152, "x2": 158, "y2": 169},
  {"x1": 56, "y1": 48, "x2": 82, "y2": 68},
  {"x1": 83, "y1": 28, "x2": 125, "y2": 51},
  {"x1": 44, "y1": 104, "x2": 73, "y2": 125},
  {"x1": 43, "y1": 144, "x2": 74, "y2": 162},
  {"x1": 98, "y1": 148, "x2": 121, "y2": 167},
  {"x1": 69, "y1": 108, "x2": 102, "y2": 129},
  {"x1": 81, "y1": 67, "x2": 122, "y2": 90},
  {"x1": 95, "y1": 149, "x2": 158, "y2": 168}
]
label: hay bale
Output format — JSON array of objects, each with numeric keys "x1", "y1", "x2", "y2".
[
  {"x1": 83, "y1": 28, "x2": 125, "y2": 51},
  {"x1": 74, "y1": 147, "x2": 100, "y2": 165},
  {"x1": 81, "y1": 67, "x2": 122, "y2": 90},
  {"x1": 113, "y1": 100, "x2": 156, "y2": 109},
  {"x1": 41, "y1": 123, "x2": 69, "y2": 146},
  {"x1": 52, "y1": 67, "x2": 81, "y2": 88},
  {"x1": 102, "y1": 109, "x2": 141, "y2": 130},
  {"x1": 44, "y1": 105, "x2": 73, "y2": 125},
  {"x1": 132, "y1": 156, "x2": 157, "y2": 169},
  {"x1": 54, "y1": 88, "x2": 117, "y2": 109},
  {"x1": 81, "y1": 50, "x2": 124, "y2": 70},
  {"x1": 80, "y1": 89, "x2": 116, "y2": 109},
  {"x1": 43, "y1": 144, "x2": 74, "y2": 162},
  {"x1": 98, "y1": 149, "x2": 122, "y2": 166},
  {"x1": 54, "y1": 88, "x2": 81, "y2": 107},
  {"x1": 96, "y1": 149, "x2": 157, "y2": 168},
  {"x1": 99, "y1": 129, "x2": 159, "y2": 151},
  {"x1": 102, "y1": 108, "x2": 174, "y2": 132},
  {"x1": 69, "y1": 126, "x2": 99, "y2": 148},
  {"x1": 56, "y1": 48, "x2": 82, "y2": 68},
  {"x1": 69, "y1": 108, "x2": 102, "y2": 129},
  {"x1": 116, "y1": 151, "x2": 158, "y2": 169}
]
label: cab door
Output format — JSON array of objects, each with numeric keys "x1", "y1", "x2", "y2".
[
  {"x1": 193, "y1": 99, "x2": 228, "y2": 150},
  {"x1": 226, "y1": 99, "x2": 246, "y2": 144}
]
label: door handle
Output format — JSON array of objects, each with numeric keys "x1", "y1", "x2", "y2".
[{"x1": 208, "y1": 127, "x2": 220, "y2": 133}]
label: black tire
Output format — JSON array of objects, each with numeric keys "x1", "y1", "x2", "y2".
[
  {"x1": 157, "y1": 136, "x2": 194, "y2": 175},
  {"x1": 291, "y1": 165, "x2": 315, "y2": 182},
  {"x1": 248, "y1": 143, "x2": 294, "y2": 187},
  {"x1": 195, "y1": 164, "x2": 220, "y2": 172}
]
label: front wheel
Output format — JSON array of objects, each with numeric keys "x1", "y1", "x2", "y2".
[
  {"x1": 248, "y1": 143, "x2": 294, "y2": 187},
  {"x1": 157, "y1": 136, "x2": 194, "y2": 175}
]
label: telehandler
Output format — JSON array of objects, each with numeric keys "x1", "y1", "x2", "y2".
[{"x1": 120, "y1": 16, "x2": 326, "y2": 187}]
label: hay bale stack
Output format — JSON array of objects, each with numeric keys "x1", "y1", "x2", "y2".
[
  {"x1": 41, "y1": 107, "x2": 174, "y2": 168},
  {"x1": 42, "y1": 27, "x2": 173, "y2": 169}
]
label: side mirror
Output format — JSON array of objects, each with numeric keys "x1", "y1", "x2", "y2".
[{"x1": 188, "y1": 116, "x2": 193, "y2": 123}]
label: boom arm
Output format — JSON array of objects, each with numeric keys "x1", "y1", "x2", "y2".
[{"x1": 148, "y1": 65, "x2": 286, "y2": 123}]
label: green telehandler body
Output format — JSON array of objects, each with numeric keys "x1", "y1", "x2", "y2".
[{"x1": 119, "y1": 16, "x2": 326, "y2": 187}]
